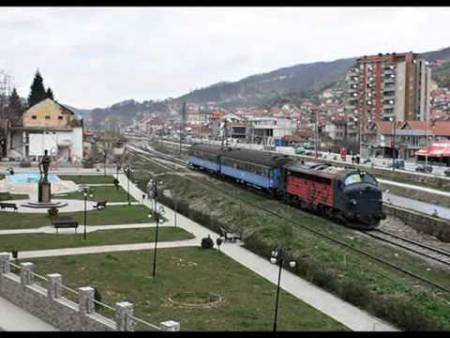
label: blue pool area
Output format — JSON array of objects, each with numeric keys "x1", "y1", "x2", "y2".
[{"x1": 7, "y1": 173, "x2": 61, "y2": 184}]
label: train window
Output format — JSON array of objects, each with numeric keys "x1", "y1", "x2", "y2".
[
  {"x1": 344, "y1": 174, "x2": 363, "y2": 186},
  {"x1": 362, "y1": 174, "x2": 378, "y2": 186}
]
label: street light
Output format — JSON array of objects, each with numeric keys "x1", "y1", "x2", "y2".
[
  {"x1": 103, "y1": 150, "x2": 108, "y2": 176},
  {"x1": 270, "y1": 247, "x2": 296, "y2": 332},
  {"x1": 389, "y1": 117, "x2": 396, "y2": 171},
  {"x1": 116, "y1": 161, "x2": 121, "y2": 180},
  {"x1": 147, "y1": 178, "x2": 164, "y2": 277},
  {"x1": 124, "y1": 166, "x2": 132, "y2": 206},
  {"x1": 83, "y1": 188, "x2": 94, "y2": 240}
]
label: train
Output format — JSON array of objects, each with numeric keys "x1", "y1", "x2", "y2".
[{"x1": 187, "y1": 143, "x2": 386, "y2": 230}]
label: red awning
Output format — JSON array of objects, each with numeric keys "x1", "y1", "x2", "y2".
[{"x1": 415, "y1": 141, "x2": 450, "y2": 158}]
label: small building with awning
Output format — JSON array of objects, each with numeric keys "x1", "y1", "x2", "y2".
[{"x1": 415, "y1": 140, "x2": 450, "y2": 166}]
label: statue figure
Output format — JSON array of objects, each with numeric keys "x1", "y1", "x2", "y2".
[{"x1": 39, "y1": 149, "x2": 51, "y2": 182}]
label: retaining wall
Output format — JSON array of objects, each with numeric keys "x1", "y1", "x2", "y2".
[{"x1": 383, "y1": 205, "x2": 450, "y2": 242}]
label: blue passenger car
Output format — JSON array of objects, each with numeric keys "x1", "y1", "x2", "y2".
[
  {"x1": 188, "y1": 144, "x2": 221, "y2": 173},
  {"x1": 220, "y1": 148, "x2": 290, "y2": 191}
]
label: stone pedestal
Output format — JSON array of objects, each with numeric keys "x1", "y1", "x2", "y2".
[{"x1": 38, "y1": 181, "x2": 51, "y2": 203}]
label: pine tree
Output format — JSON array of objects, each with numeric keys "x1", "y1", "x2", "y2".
[
  {"x1": 46, "y1": 87, "x2": 54, "y2": 100},
  {"x1": 7, "y1": 88, "x2": 23, "y2": 122},
  {"x1": 27, "y1": 70, "x2": 47, "y2": 107}
]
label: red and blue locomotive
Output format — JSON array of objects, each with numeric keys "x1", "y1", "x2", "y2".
[{"x1": 188, "y1": 144, "x2": 385, "y2": 229}]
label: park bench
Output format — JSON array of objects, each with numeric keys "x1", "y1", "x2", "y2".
[
  {"x1": 51, "y1": 216, "x2": 79, "y2": 234},
  {"x1": 93, "y1": 200, "x2": 107, "y2": 210},
  {"x1": 0, "y1": 202, "x2": 18, "y2": 211},
  {"x1": 219, "y1": 226, "x2": 242, "y2": 243}
]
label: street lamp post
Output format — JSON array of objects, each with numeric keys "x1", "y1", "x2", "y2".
[
  {"x1": 148, "y1": 178, "x2": 164, "y2": 277},
  {"x1": 103, "y1": 151, "x2": 107, "y2": 176},
  {"x1": 116, "y1": 161, "x2": 121, "y2": 180},
  {"x1": 390, "y1": 117, "x2": 396, "y2": 171},
  {"x1": 124, "y1": 166, "x2": 132, "y2": 206},
  {"x1": 83, "y1": 188, "x2": 93, "y2": 240},
  {"x1": 270, "y1": 247, "x2": 296, "y2": 332}
]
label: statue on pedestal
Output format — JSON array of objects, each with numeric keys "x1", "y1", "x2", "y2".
[{"x1": 38, "y1": 149, "x2": 52, "y2": 203}]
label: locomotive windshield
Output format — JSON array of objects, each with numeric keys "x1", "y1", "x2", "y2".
[{"x1": 344, "y1": 173, "x2": 378, "y2": 186}]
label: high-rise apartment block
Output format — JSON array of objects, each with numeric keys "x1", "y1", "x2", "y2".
[{"x1": 346, "y1": 52, "x2": 431, "y2": 127}]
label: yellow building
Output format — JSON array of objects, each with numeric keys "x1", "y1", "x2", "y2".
[{"x1": 8, "y1": 98, "x2": 84, "y2": 163}]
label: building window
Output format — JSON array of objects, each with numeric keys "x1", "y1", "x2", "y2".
[
  {"x1": 45, "y1": 115, "x2": 50, "y2": 120},
  {"x1": 58, "y1": 116, "x2": 63, "y2": 120},
  {"x1": 31, "y1": 115, "x2": 37, "y2": 119}
]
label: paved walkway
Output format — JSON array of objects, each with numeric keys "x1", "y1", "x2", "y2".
[
  {"x1": 0, "y1": 222, "x2": 171, "y2": 235},
  {"x1": 116, "y1": 173, "x2": 398, "y2": 331},
  {"x1": 0, "y1": 296, "x2": 57, "y2": 331},
  {"x1": 14, "y1": 239, "x2": 199, "y2": 259},
  {"x1": 383, "y1": 192, "x2": 450, "y2": 220},
  {"x1": 378, "y1": 178, "x2": 450, "y2": 198}
]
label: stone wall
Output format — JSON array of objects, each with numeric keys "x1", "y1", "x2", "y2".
[
  {"x1": 0, "y1": 257, "x2": 180, "y2": 331},
  {"x1": 384, "y1": 205, "x2": 450, "y2": 242}
]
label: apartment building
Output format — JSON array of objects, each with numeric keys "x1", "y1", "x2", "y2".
[{"x1": 346, "y1": 52, "x2": 431, "y2": 124}]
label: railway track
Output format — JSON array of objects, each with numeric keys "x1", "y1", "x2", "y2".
[
  {"x1": 126, "y1": 141, "x2": 450, "y2": 293},
  {"x1": 367, "y1": 229, "x2": 450, "y2": 268}
]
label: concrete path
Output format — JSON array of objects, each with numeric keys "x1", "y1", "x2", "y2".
[
  {"x1": 379, "y1": 178, "x2": 450, "y2": 198},
  {"x1": 13, "y1": 239, "x2": 199, "y2": 259},
  {"x1": 117, "y1": 173, "x2": 398, "y2": 331},
  {"x1": 383, "y1": 192, "x2": 450, "y2": 220},
  {"x1": 0, "y1": 222, "x2": 171, "y2": 236},
  {"x1": 2, "y1": 199, "x2": 97, "y2": 213},
  {"x1": 0, "y1": 296, "x2": 58, "y2": 331}
]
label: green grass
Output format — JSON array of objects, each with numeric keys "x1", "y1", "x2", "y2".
[
  {"x1": 0, "y1": 205, "x2": 154, "y2": 230},
  {"x1": 53, "y1": 185, "x2": 136, "y2": 203},
  {"x1": 0, "y1": 227, "x2": 194, "y2": 252},
  {"x1": 31, "y1": 248, "x2": 347, "y2": 331},
  {"x1": 59, "y1": 175, "x2": 116, "y2": 184}
]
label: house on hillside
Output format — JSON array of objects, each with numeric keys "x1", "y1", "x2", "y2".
[{"x1": 7, "y1": 98, "x2": 84, "y2": 163}]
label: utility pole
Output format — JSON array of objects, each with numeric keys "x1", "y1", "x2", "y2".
[
  {"x1": 180, "y1": 102, "x2": 186, "y2": 155},
  {"x1": 314, "y1": 109, "x2": 319, "y2": 159},
  {"x1": 221, "y1": 119, "x2": 228, "y2": 150}
]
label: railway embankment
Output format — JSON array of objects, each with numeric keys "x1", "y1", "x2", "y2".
[{"x1": 384, "y1": 204, "x2": 450, "y2": 242}]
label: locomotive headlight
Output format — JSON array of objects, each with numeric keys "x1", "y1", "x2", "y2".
[{"x1": 350, "y1": 199, "x2": 357, "y2": 206}]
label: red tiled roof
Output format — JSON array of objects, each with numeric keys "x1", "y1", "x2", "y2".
[{"x1": 376, "y1": 120, "x2": 450, "y2": 136}]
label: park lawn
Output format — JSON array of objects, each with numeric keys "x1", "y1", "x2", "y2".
[
  {"x1": 53, "y1": 185, "x2": 136, "y2": 203},
  {"x1": 0, "y1": 205, "x2": 154, "y2": 230},
  {"x1": 31, "y1": 248, "x2": 347, "y2": 331},
  {"x1": 0, "y1": 227, "x2": 193, "y2": 252},
  {"x1": 59, "y1": 175, "x2": 116, "y2": 184}
]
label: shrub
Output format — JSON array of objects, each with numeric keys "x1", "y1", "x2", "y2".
[
  {"x1": 339, "y1": 280, "x2": 372, "y2": 308},
  {"x1": 374, "y1": 295, "x2": 443, "y2": 331},
  {"x1": 201, "y1": 236, "x2": 214, "y2": 249},
  {"x1": 48, "y1": 207, "x2": 59, "y2": 217},
  {"x1": 310, "y1": 267, "x2": 338, "y2": 293}
]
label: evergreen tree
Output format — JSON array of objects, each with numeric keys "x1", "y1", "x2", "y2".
[
  {"x1": 46, "y1": 87, "x2": 54, "y2": 100},
  {"x1": 7, "y1": 88, "x2": 23, "y2": 122},
  {"x1": 27, "y1": 70, "x2": 47, "y2": 107}
]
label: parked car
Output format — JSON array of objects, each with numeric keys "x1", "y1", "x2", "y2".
[
  {"x1": 444, "y1": 168, "x2": 450, "y2": 177},
  {"x1": 415, "y1": 165, "x2": 433, "y2": 173}
]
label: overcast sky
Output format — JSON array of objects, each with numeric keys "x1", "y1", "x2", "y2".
[{"x1": 1, "y1": 7, "x2": 449, "y2": 109}]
